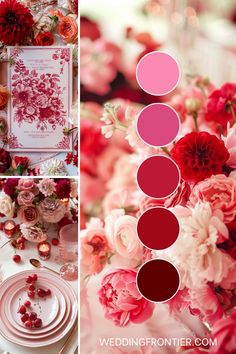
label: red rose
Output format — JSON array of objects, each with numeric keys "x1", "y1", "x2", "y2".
[
  {"x1": 80, "y1": 16, "x2": 101, "y2": 40},
  {"x1": 205, "y1": 83, "x2": 236, "y2": 127},
  {"x1": 0, "y1": 0, "x2": 34, "y2": 45},
  {"x1": 12, "y1": 156, "x2": 29, "y2": 175},
  {"x1": 171, "y1": 132, "x2": 229, "y2": 183},
  {"x1": 35, "y1": 32, "x2": 54, "y2": 46},
  {"x1": 0, "y1": 148, "x2": 11, "y2": 173}
]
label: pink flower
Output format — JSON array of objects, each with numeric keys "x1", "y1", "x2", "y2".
[
  {"x1": 80, "y1": 38, "x2": 121, "y2": 95},
  {"x1": 105, "y1": 210, "x2": 143, "y2": 262},
  {"x1": 189, "y1": 173, "x2": 236, "y2": 224},
  {"x1": 211, "y1": 310, "x2": 236, "y2": 353},
  {"x1": 205, "y1": 83, "x2": 236, "y2": 127},
  {"x1": 38, "y1": 178, "x2": 56, "y2": 197},
  {"x1": 17, "y1": 190, "x2": 35, "y2": 206},
  {"x1": 189, "y1": 285, "x2": 224, "y2": 325},
  {"x1": 80, "y1": 228, "x2": 112, "y2": 275},
  {"x1": 37, "y1": 198, "x2": 66, "y2": 223},
  {"x1": 80, "y1": 172, "x2": 106, "y2": 205},
  {"x1": 34, "y1": 94, "x2": 48, "y2": 108},
  {"x1": 17, "y1": 179, "x2": 38, "y2": 194},
  {"x1": 138, "y1": 180, "x2": 191, "y2": 216},
  {"x1": 18, "y1": 205, "x2": 39, "y2": 226},
  {"x1": 222, "y1": 123, "x2": 236, "y2": 168},
  {"x1": 98, "y1": 269, "x2": 154, "y2": 326},
  {"x1": 20, "y1": 224, "x2": 47, "y2": 243}
]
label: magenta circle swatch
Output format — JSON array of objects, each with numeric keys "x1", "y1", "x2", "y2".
[
  {"x1": 137, "y1": 259, "x2": 180, "y2": 302},
  {"x1": 136, "y1": 51, "x2": 180, "y2": 96},
  {"x1": 137, "y1": 155, "x2": 180, "y2": 199},
  {"x1": 136, "y1": 103, "x2": 180, "y2": 147},
  {"x1": 137, "y1": 207, "x2": 179, "y2": 250}
]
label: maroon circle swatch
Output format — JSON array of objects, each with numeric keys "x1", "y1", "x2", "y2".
[
  {"x1": 137, "y1": 207, "x2": 179, "y2": 250},
  {"x1": 136, "y1": 103, "x2": 180, "y2": 147},
  {"x1": 137, "y1": 155, "x2": 180, "y2": 199},
  {"x1": 137, "y1": 259, "x2": 180, "y2": 302}
]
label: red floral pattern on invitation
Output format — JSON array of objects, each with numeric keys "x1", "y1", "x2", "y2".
[
  {"x1": 8, "y1": 133, "x2": 23, "y2": 149},
  {"x1": 52, "y1": 48, "x2": 71, "y2": 74},
  {"x1": 56, "y1": 136, "x2": 70, "y2": 149},
  {"x1": 11, "y1": 60, "x2": 67, "y2": 131}
]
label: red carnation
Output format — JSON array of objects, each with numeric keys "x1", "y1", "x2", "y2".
[
  {"x1": 3, "y1": 178, "x2": 19, "y2": 197},
  {"x1": 171, "y1": 132, "x2": 229, "y2": 183},
  {"x1": 56, "y1": 179, "x2": 71, "y2": 199},
  {"x1": 205, "y1": 83, "x2": 236, "y2": 127},
  {"x1": 0, "y1": 0, "x2": 34, "y2": 45},
  {"x1": 35, "y1": 32, "x2": 54, "y2": 46},
  {"x1": 0, "y1": 148, "x2": 11, "y2": 173}
]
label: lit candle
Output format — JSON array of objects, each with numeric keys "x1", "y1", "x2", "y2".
[
  {"x1": 60, "y1": 198, "x2": 69, "y2": 207},
  {"x1": 4, "y1": 220, "x2": 16, "y2": 237},
  {"x1": 37, "y1": 241, "x2": 51, "y2": 260}
]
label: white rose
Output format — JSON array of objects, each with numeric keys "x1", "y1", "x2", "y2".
[{"x1": 0, "y1": 192, "x2": 14, "y2": 218}]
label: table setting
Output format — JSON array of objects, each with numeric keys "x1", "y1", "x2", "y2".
[{"x1": 0, "y1": 177, "x2": 78, "y2": 354}]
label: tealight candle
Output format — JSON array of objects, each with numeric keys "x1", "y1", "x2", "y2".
[
  {"x1": 37, "y1": 241, "x2": 51, "y2": 260},
  {"x1": 4, "y1": 220, "x2": 16, "y2": 237},
  {"x1": 60, "y1": 198, "x2": 69, "y2": 207}
]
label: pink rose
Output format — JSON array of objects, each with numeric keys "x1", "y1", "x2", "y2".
[
  {"x1": 17, "y1": 179, "x2": 38, "y2": 194},
  {"x1": 211, "y1": 310, "x2": 236, "y2": 353},
  {"x1": 80, "y1": 228, "x2": 111, "y2": 275},
  {"x1": 20, "y1": 224, "x2": 47, "y2": 243},
  {"x1": 17, "y1": 191, "x2": 35, "y2": 206},
  {"x1": 188, "y1": 173, "x2": 236, "y2": 223},
  {"x1": 18, "y1": 205, "x2": 39, "y2": 226},
  {"x1": 37, "y1": 198, "x2": 65, "y2": 223},
  {"x1": 105, "y1": 210, "x2": 143, "y2": 261},
  {"x1": 98, "y1": 269, "x2": 154, "y2": 327},
  {"x1": 34, "y1": 94, "x2": 48, "y2": 108},
  {"x1": 222, "y1": 123, "x2": 236, "y2": 168}
]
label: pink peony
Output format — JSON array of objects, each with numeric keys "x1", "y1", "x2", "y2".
[
  {"x1": 222, "y1": 123, "x2": 236, "y2": 168},
  {"x1": 20, "y1": 224, "x2": 47, "y2": 243},
  {"x1": 189, "y1": 173, "x2": 236, "y2": 224},
  {"x1": 211, "y1": 310, "x2": 236, "y2": 353},
  {"x1": 80, "y1": 38, "x2": 121, "y2": 95},
  {"x1": 38, "y1": 178, "x2": 56, "y2": 197},
  {"x1": 105, "y1": 210, "x2": 143, "y2": 261},
  {"x1": 18, "y1": 205, "x2": 39, "y2": 226},
  {"x1": 98, "y1": 269, "x2": 154, "y2": 326},
  {"x1": 17, "y1": 179, "x2": 38, "y2": 194},
  {"x1": 37, "y1": 198, "x2": 65, "y2": 223},
  {"x1": 80, "y1": 228, "x2": 112, "y2": 275},
  {"x1": 189, "y1": 285, "x2": 224, "y2": 325},
  {"x1": 17, "y1": 190, "x2": 35, "y2": 206}
]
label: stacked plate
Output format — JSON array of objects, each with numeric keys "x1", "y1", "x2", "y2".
[{"x1": 0, "y1": 269, "x2": 77, "y2": 347}]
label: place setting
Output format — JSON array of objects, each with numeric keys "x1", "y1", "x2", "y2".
[{"x1": 0, "y1": 177, "x2": 78, "y2": 353}]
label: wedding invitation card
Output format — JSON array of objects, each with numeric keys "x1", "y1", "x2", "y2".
[{"x1": 7, "y1": 47, "x2": 72, "y2": 152}]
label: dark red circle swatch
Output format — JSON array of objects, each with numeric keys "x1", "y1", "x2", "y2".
[
  {"x1": 137, "y1": 259, "x2": 180, "y2": 302},
  {"x1": 137, "y1": 207, "x2": 179, "y2": 250},
  {"x1": 137, "y1": 155, "x2": 180, "y2": 198}
]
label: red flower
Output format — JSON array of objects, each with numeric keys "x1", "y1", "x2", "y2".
[
  {"x1": 55, "y1": 179, "x2": 71, "y2": 199},
  {"x1": 205, "y1": 83, "x2": 236, "y2": 127},
  {"x1": 35, "y1": 32, "x2": 54, "y2": 46},
  {"x1": 12, "y1": 156, "x2": 29, "y2": 175},
  {"x1": 171, "y1": 132, "x2": 229, "y2": 183},
  {"x1": 3, "y1": 178, "x2": 19, "y2": 197},
  {"x1": 0, "y1": 0, "x2": 34, "y2": 45},
  {"x1": 0, "y1": 148, "x2": 11, "y2": 173}
]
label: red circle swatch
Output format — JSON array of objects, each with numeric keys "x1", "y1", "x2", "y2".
[
  {"x1": 137, "y1": 259, "x2": 180, "y2": 302},
  {"x1": 137, "y1": 207, "x2": 179, "y2": 250},
  {"x1": 137, "y1": 155, "x2": 180, "y2": 198}
]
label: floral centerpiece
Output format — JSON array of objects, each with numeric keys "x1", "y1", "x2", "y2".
[{"x1": 0, "y1": 178, "x2": 78, "y2": 260}]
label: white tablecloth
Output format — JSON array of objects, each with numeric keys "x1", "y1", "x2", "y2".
[{"x1": 0, "y1": 224, "x2": 78, "y2": 354}]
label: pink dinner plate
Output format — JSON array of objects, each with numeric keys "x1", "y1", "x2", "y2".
[
  {"x1": 4, "y1": 278, "x2": 71, "y2": 339},
  {"x1": 0, "y1": 270, "x2": 77, "y2": 347},
  {"x1": 5, "y1": 277, "x2": 67, "y2": 335}
]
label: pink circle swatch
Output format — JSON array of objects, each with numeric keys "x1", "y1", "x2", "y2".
[
  {"x1": 137, "y1": 155, "x2": 180, "y2": 198},
  {"x1": 136, "y1": 103, "x2": 180, "y2": 147},
  {"x1": 137, "y1": 207, "x2": 179, "y2": 250},
  {"x1": 136, "y1": 51, "x2": 180, "y2": 96}
]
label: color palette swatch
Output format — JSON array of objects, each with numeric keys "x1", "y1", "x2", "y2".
[
  {"x1": 136, "y1": 103, "x2": 180, "y2": 147},
  {"x1": 137, "y1": 207, "x2": 179, "y2": 250},
  {"x1": 137, "y1": 155, "x2": 180, "y2": 199},
  {"x1": 135, "y1": 51, "x2": 181, "y2": 303},
  {"x1": 136, "y1": 51, "x2": 180, "y2": 96},
  {"x1": 137, "y1": 259, "x2": 180, "y2": 302}
]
